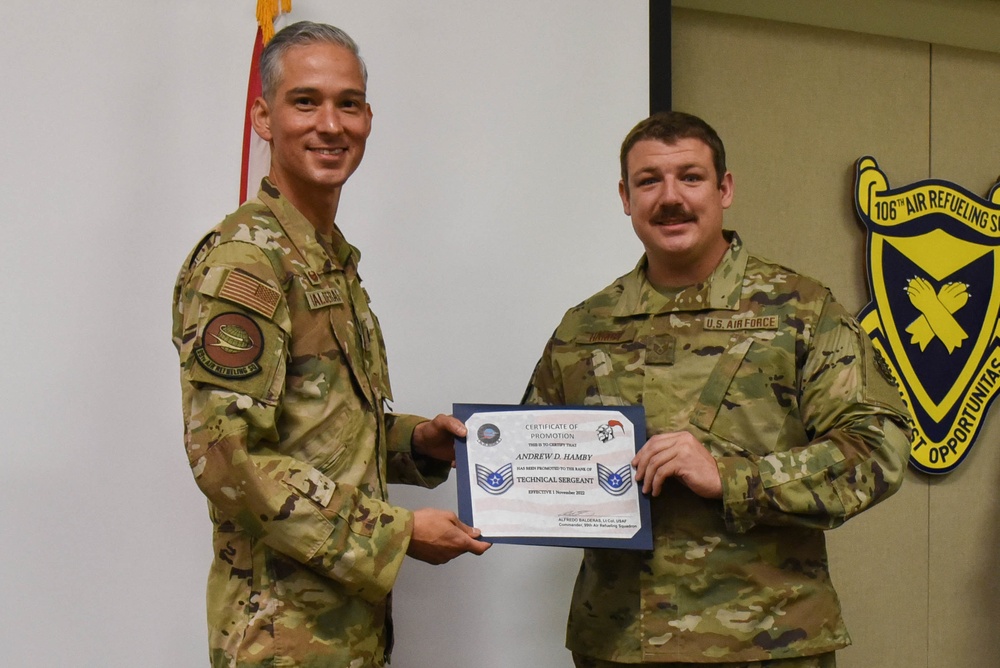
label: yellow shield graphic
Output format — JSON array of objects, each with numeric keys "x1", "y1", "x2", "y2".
[{"x1": 855, "y1": 157, "x2": 1000, "y2": 473}]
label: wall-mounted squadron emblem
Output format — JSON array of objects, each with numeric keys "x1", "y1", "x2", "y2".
[{"x1": 855, "y1": 157, "x2": 1000, "y2": 473}]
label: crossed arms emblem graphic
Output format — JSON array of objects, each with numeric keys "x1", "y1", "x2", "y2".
[{"x1": 905, "y1": 277, "x2": 970, "y2": 353}]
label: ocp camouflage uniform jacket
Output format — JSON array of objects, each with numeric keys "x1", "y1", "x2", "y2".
[
  {"x1": 172, "y1": 179, "x2": 449, "y2": 668},
  {"x1": 523, "y1": 231, "x2": 911, "y2": 664}
]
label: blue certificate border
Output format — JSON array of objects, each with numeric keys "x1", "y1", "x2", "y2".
[{"x1": 453, "y1": 403, "x2": 652, "y2": 550}]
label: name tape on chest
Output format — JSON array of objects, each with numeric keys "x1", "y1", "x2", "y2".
[
  {"x1": 306, "y1": 287, "x2": 344, "y2": 310},
  {"x1": 589, "y1": 332, "x2": 627, "y2": 343},
  {"x1": 577, "y1": 327, "x2": 636, "y2": 344},
  {"x1": 703, "y1": 315, "x2": 778, "y2": 331}
]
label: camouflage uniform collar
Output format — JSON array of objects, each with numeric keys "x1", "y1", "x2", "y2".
[
  {"x1": 257, "y1": 178, "x2": 360, "y2": 272},
  {"x1": 613, "y1": 231, "x2": 747, "y2": 316}
]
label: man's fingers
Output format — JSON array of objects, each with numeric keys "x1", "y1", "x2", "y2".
[
  {"x1": 448, "y1": 519, "x2": 490, "y2": 555},
  {"x1": 638, "y1": 444, "x2": 677, "y2": 496},
  {"x1": 434, "y1": 413, "x2": 468, "y2": 438},
  {"x1": 453, "y1": 518, "x2": 481, "y2": 538},
  {"x1": 466, "y1": 537, "x2": 491, "y2": 555},
  {"x1": 633, "y1": 434, "x2": 673, "y2": 480}
]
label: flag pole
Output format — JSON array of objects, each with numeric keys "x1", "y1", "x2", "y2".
[{"x1": 240, "y1": 1, "x2": 292, "y2": 204}]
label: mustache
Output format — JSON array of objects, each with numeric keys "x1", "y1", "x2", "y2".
[{"x1": 652, "y1": 205, "x2": 696, "y2": 222}]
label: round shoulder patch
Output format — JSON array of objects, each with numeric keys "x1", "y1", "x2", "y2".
[{"x1": 194, "y1": 312, "x2": 265, "y2": 379}]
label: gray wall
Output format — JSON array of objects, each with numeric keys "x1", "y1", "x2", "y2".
[
  {"x1": 673, "y1": 7, "x2": 1000, "y2": 668},
  {"x1": 0, "y1": 1, "x2": 644, "y2": 666},
  {"x1": 7, "y1": 2, "x2": 1000, "y2": 667}
]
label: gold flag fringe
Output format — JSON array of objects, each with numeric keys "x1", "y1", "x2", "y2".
[{"x1": 256, "y1": 0, "x2": 292, "y2": 44}]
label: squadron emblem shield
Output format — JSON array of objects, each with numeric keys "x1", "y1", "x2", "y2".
[{"x1": 855, "y1": 157, "x2": 1000, "y2": 473}]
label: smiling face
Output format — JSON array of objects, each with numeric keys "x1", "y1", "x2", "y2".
[
  {"x1": 620, "y1": 137, "x2": 734, "y2": 287},
  {"x1": 251, "y1": 41, "x2": 372, "y2": 220}
]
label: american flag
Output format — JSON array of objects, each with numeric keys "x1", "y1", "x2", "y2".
[
  {"x1": 240, "y1": 2, "x2": 291, "y2": 204},
  {"x1": 219, "y1": 270, "x2": 281, "y2": 319},
  {"x1": 239, "y1": 27, "x2": 269, "y2": 205}
]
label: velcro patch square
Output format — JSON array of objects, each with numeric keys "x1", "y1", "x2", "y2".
[{"x1": 219, "y1": 269, "x2": 281, "y2": 319}]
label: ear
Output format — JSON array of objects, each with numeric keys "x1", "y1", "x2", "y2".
[
  {"x1": 250, "y1": 97, "x2": 273, "y2": 142},
  {"x1": 619, "y1": 179, "x2": 631, "y2": 216},
  {"x1": 719, "y1": 171, "x2": 734, "y2": 209},
  {"x1": 363, "y1": 103, "x2": 373, "y2": 139}
]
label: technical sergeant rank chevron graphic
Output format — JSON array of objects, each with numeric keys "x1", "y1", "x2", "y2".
[{"x1": 855, "y1": 157, "x2": 1000, "y2": 473}]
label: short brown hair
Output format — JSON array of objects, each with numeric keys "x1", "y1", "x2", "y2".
[{"x1": 619, "y1": 112, "x2": 727, "y2": 191}]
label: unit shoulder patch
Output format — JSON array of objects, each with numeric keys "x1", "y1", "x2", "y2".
[{"x1": 194, "y1": 312, "x2": 265, "y2": 379}]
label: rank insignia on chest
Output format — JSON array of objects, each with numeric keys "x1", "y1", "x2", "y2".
[
  {"x1": 642, "y1": 335, "x2": 675, "y2": 365},
  {"x1": 306, "y1": 287, "x2": 343, "y2": 310}
]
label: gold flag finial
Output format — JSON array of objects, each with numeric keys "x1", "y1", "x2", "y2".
[{"x1": 256, "y1": 0, "x2": 292, "y2": 44}]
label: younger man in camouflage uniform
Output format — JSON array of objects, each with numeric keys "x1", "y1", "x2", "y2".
[
  {"x1": 172, "y1": 22, "x2": 489, "y2": 668},
  {"x1": 523, "y1": 112, "x2": 912, "y2": 667}
]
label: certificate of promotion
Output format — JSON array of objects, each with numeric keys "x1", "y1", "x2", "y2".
[{"x1": 453, "y1": 404, "x2": 652, "y2": 550}]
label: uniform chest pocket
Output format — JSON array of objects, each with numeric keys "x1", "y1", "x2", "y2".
[
  {"x1": 364, "y1": 300, "x2": 394, "y2": 403},
  {"x1": 567, "y1": 326, "x2": 643, "y2": 406},
  {"x1": 302, "y1": 273, "x2": 394, "y2": 406},
  {"x1": 689, "y1": 337, "x2": 805, "y2": 457},
  {"x1": 281, "y1": 272, "x2": 351, "y2": 400}
]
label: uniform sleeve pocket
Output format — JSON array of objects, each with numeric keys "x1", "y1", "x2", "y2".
[
  {"x1": 270, "y1": 460, "x2": 380, "y2": 539},
  {"x1": 278, "y1": 464, "x2": 337, "y2": 508}
]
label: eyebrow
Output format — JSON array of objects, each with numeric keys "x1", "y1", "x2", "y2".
[
  {"x1": 284, "y1": 86, "x2": 367, "y2": 99},
  {"x1": 632, "y1": 162, "x2": 706, "y2": 176}
]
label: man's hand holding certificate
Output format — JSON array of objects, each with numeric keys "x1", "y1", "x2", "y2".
[{"x1": 453, "y1": 404, "x2": 652, "y2": 549}]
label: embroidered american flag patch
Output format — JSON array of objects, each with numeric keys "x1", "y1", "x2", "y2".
[{"x1": 218, "y1": 269, "x2": 280, "y2": 319}]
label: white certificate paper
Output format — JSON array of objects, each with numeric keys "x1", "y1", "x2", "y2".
[{"x1": 454, "y1": 404, "x2": 652, "y2": 549}]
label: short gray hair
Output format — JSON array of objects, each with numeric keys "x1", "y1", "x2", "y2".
[{"x1": 260, "y1": 21, "x2": 368, "y2": 101}]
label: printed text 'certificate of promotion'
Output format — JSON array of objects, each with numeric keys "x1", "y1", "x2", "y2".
[{"x1": 453, "y1": 404, "x2": 652, "y2": 550}]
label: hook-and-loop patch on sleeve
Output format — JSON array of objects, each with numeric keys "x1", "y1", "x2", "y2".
[{"x1": 184, "y1": 264, "x2": 288, "y2": 401}]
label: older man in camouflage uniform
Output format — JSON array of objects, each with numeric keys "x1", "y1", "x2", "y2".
[
  {"x1": 523, "y1": 112, "x2": 911, "y2": 667},
  {"x1": 172, "y1": 22, "x2": 489, "y2": 668}
]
